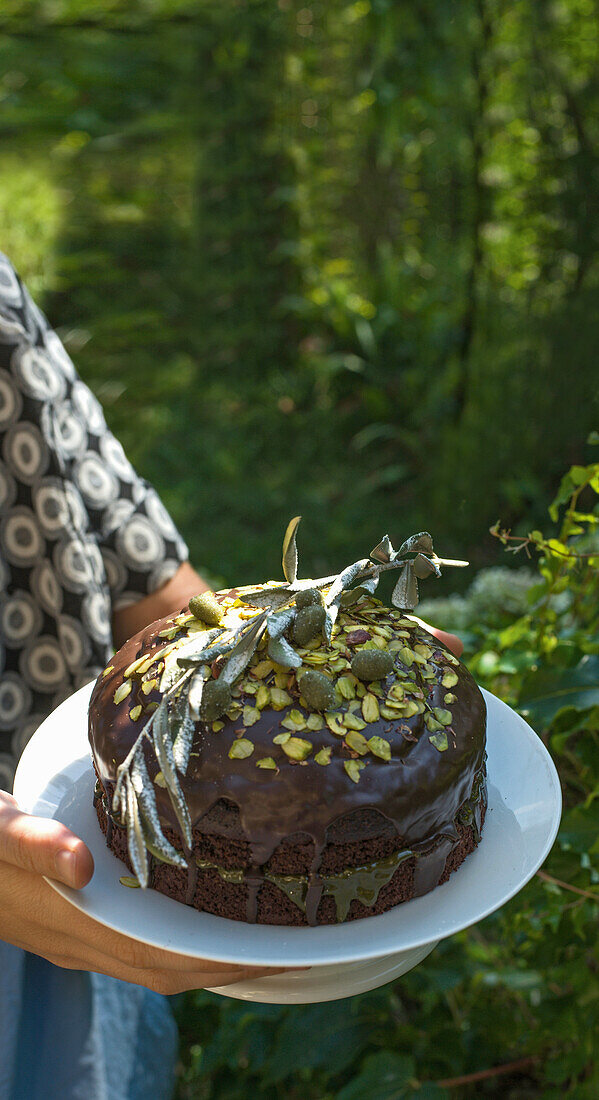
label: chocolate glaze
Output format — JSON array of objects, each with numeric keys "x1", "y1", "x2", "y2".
[{"x1": 89, "y1": 589, "x2": 487, "y2": 924}]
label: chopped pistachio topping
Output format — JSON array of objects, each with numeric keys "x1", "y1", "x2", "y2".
[
  {"x1": 344, "y1": 759, "x2": 366, "y2": 783},
  {"x1": 281, "y1": 737, "x2": 312, "y2": 760},
  {"x1": 129, "y1": 704, "x2": 142, "y2": 722},
  {"x1": 314, "y1": 746, "x2": 332, "y2": 765},
  {"x1": 228, "y1": 738, "x2": 254, "y2": 759},
  {"x1": 368, "y1": 736, "x2": 391, "y2": 761},
  {"x1": 113, "y1": 681, "x2": 132, "y2": 705},
  {"x1": 345, "y1": 729, "x2": 369, "y2": 755},
  {"x1": 429, "y1": 731, "x2": 449, "y2": 752},
  {"x1": 256, "y1": 757, "x2": 277, "y2": 769},
  {"x1": 362, "y1": 693, "x2": 380, "y2": 722},
  {"x1": 442, "y1": 670, "x2": 459, "y2": 688},
  {"x1": 273, "y1": 731, "x2": 291, "y2": 744}
]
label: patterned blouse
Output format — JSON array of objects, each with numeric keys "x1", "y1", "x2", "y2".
[{"x1": 0, "y1": 253, "x2": 189, "y2": 791}]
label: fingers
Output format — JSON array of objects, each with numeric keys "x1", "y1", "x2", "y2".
[
  {"x1": 409, "y1": 616, "x2": 464, "y2": 659},
  {"x1": 0, "y1": 798, "x2": 94, "y2": 888}
]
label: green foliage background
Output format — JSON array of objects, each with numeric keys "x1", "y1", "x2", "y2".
[{"x1": 1, "y1": 1, "x2": 598, "y2": 1095}]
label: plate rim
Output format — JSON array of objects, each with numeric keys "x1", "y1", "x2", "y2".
[{"x1": 13, "y1": 682, "x2": 563, "y2": 967}]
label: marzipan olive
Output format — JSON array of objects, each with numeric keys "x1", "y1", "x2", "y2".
[
  {"x1": 189, "y1": 591, "x2": 223, "y2": 625},
  {"x1": 295, "y1": 587, "x2": 324, "y2": 610},
  {"x1": 293, "y1": 604, "x2": 326, "y2": 645},
  {"x1": 299, "y1": 669, "x2": 335, "y2": 712},
  {"x1": 351, "y1": 649, "x2": 394, "y2": 682}
]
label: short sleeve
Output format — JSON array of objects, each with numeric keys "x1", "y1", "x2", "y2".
[{"x1": 0, "y1": 252, "x2": 189, "y2": 611}]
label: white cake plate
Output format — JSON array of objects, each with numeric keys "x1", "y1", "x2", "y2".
[{"x1": 13, "y1": 683, "x2": 561, "y2": 1003}]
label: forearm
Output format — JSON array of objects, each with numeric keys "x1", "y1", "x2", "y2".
[{"x1": 111, "y1": 561, "x2": 210, "y2": 648}]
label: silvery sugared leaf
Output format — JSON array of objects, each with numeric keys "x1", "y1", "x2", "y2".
[
  {"x1": 152, "y1": 701, "x2": 192, "y2": 847},
  {"x1": 219, "y1": 612, "x2": 267, "y2": 684},
  {"x1": 339, "y1": 572, "x2": 380, "y2": 607},
  {"x1": 187, "y1": 667, "x2": 207, "y2": 723},
  {"x1": 370, "y1": 535, "x2": 395, "y2": 563},
  {"x1": 325, "y1": 559, "x2": 370, "y2": 607},
  {"x1": 413, "y1": 552, "x2": 441, "y2": 579},
  {"x1": 391, "y1": 562, "x2": 419, "y2": 609},
  {"x1": 282, "y1": 515, "x2": 301, "y2": 584},
  {"x1": 268, "y1": 636, "x2": 302, "y2": 669},
  {"x1": 398, "y1": 531, "x2": 434, "y2": 557},
  {"x1": 177, "y1": 636, "x2": 236, "y2": 670},
  {"x1": 130, "y1": 749, "x2": 186, "y2": 868},
  {"x1": 324, "y1": 603, "x2": 340, "y2": 644},
  {"x1": 171, "y1": 689, "x2": 197, "y2": 771},
  {"x1": 267, "y1": 607, "x2": 296, "y2": 640},
  {"x1": 235, "y1": 586, "x2": 292, "y2": 610},
  {"x1": 170, "y1": 627, "x2": 227, "y2": 672},
  {"x1": 125, "y1": 773, "x2": 149, "y2": 887}
]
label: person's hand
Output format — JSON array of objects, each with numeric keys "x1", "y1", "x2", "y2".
[
  {"x1": 409, "y1": 616, "x2": 463, "y2": 659},
  {"x1": 0, "y1": 791, "x2": 285, "y2": 993}
]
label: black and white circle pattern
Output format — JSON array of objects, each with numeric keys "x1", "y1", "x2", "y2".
[
  {"x1": 12, "y1": 344, "x2": 66, "y2": 404},
  {"x1": 99, "y1": 433, "x2": 136, "y2": 482},
  {"x1": 0, "y1": 672, "x2": 32, "y2": 732},
  {"x1": 116, "y1": 514, "x2": 165, "y2": 571},
  {"x1": 0, "y1": 368, "x2": 22, "y2": 430},
  {"x1": 57, "y1": 614, "x2": 92, "y2": 671},
  {"x1": 1, "y1": 506, "x2": 45, "y2": 568},
  {"x1": 3, "y1": 421, "x2": 48, "y2": 484},
  {"x1": 43, "y1": 328, "x2": 76, "y2": 381},
  {"x1": 73, "y1": 451, "x2": 118, "y2": 508},
  {"x1": 71, "y1": 380, "x2": 106, "y2": 436},
  {"x1": 20, "y1": 635, "x2": 67, "y2": 692},
  {"x1": 0, "y1": 590, "x2": 43, "y2": 646},
  {"x1": 0, "y1": 460, "x2": 17, "y2": 512},
  {"x1": 0, "y1": 254, "x2": 189, "y2": 775},
  {"x1": 81, "y1": 590, "x2": 112, "y2": 644},
  {"x1": 30, "y1": 560, "x2": 64, "y2": 616},
  {"x1": 0, "y1": 752, "x2": 15, "y2": 791}
]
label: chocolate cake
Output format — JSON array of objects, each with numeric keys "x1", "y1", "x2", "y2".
[{"x1": 88, "y1": 522, "x2": 487, "y2": 926}]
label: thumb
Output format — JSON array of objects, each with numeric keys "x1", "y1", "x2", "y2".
[
  {"x1": 0, "y1": 795, "x2": 94, "y2": 889},
  {"x1": 410, "y1": 616, "x2": 464, "y2": 659}
]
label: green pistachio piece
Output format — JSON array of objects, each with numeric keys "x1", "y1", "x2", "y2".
[
  {"x1": 129, "y1": 704, "x2": 142, "y2": 722},
  {"x1": 344, "y1": 759, "x2": 366, "y2": 783},
  {"x1": 444, "y1": 692, "x2": 457, "y2": 704},
  {"x1": 273, "y1": 731, "x2": 291, "y2": 744},
  {"x1": 314, "y1": 746, "x2": 332, "y2": 765},
  {"x1": 228, "y1": 738, "x2": 254, "y2": 759},
  {"x1": 256, "y1": 757, "x2": 277, "y2": 769},
  {"x1": 362, "y1": 693, "x2": 380, "y2": 722},
  {"x1": 433, "y1": 707, "x2": 453, "y2": 726},
  {"x1": 429, "y1": 731, "x2": 449, "y2": 752},
  {"x1": 188, "y1": 591, "x2": 223, "y2": 625},
  {"x1": 345, "y1": 729, "x2": 369, "y2": 755},
  {"x1": 281, "y1": 737, "x2": 312, "y2": 760},
  {"x1": 442, "y1": 670, "x2": 459, "y2": 688},
  {"x1": 243, "y1": 705, "x2": 261, "y2": 726},
  {"x1": 343, "y1": 712, "x2": 367, "y2": 731},
  {"x1": 113, "y1": 681, "x2": 132, "y2": 705},
  {"x1": 368, "y1": 736, "x2": 391, "y2": 761}
]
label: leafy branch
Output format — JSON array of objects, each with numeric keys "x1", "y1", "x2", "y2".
[{"x1": 112, "y1": 516, "x2": 467, "y2": 886}]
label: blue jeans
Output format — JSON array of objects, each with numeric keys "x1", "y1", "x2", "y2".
[{"x1": 0, "y1": 943, "x2": 178, "y2": 1100}]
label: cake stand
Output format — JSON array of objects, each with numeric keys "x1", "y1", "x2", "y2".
[{"x1": 13, "y1": 683, "x2": 561, "y2": 1004}]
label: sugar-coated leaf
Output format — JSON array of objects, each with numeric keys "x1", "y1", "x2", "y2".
[
  {"x1": 187, "y1": 667, "x2": 206, "y2": 723},
  {"x1": 391, "y1": 562, "x2": 419, "y2": 609},
  {"x1": 235, "y1": 586, "x2": 292, "y2": 610},
  {"x1": 325, "y1": 558, "x2": 370, "y2": 607},
  {"x1": 130, "y1": 749, "x2": 187, "y2": 869},
  {"x1": 172, "y1": 688, "x2": 197, "y2": 770},
  {"x1": 268, "y1": 635, "x2": 302, "y2": 669},
  {"x1": 370, "y1": 535, "x2": 395, "y2": 563},
  {"x1": 339, "y1": 572, "x2": 380, "y2": 607},
  {"x1": 282, "y1": 515, "x2": 301, "y2": 584},
  {"x1": 220, "y1": 612, "x2": 267, "y2": 684},
  {"x1": 152, "y1": 700, "x2": 192, "y2": 846},
  {"x1": 398, "y1": 531, "x2": 434, "y2": 556},
  {"x1": 267, "y1": 607, "x2": 296, "y2": 640},
  {"x1": 413, "y1": 552, "x2": 441, "y2": 578},
  {"x1": 125, "y1": 773, "x2": 149, "y2": 887}
]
